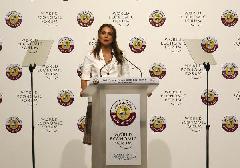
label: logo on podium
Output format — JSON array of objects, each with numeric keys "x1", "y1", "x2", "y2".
[{"x1": 110, "y1": 99, "x2": 136, "y2": 126}]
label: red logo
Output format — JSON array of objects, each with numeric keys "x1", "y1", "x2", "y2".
[
  {"x1": 77, "y1": 116, "x2": 86, "y2": 132},
  {"x1": 222, "y1": 63, "x2": 238, "y2": 79},
  {"x1": 6, "y1": 117, "x2": 22, "y2": 133},
  {"x1": 0, "y1": 93, "x2": 2, "y2": 104},
  {"x1": 129, "y1": 37, "x2": 146, "y2": 53},
  {"x1": 77, "y1": 64, "x2": 83, "y2": 78},
  {"x1": 201, "y1": 89, "x2": 218, "y2": 106},
  {"x1": 149, "y1": 10, "x2": 166, "y2": 27},
  {"x1": 6, "y1": 64, "x2": 22, "y2": 80},
  {"x1": 149, "y1": 63, "x2": 166, "y2": 79},
  {"x1": 150, "y1": 116, "x2": 166, "y2": 132},
  {"x1": 58, "y1": 37, "x2": 74, "y2": 53},
  {"x1": 110, "y1": 99, "x2": 136, "y2": 126},
  {"x1": 5, "y1": 11, "x2": 22, "y2": 28},
  {"x1": 221, "y1": 10, "x2": 238, "y2": 27},
  {"x1": 201, "y1": 37, "x2": 218, "y2": 53},
  {"x1": 57, "y1": 90, "x2": 74, "y2": 106},
  {"x1": 222, "y1": 116, "x2": 238, "y2": 132},
  {"x1": 77, "y1": 11, "x2": 94, "y2": 27}
]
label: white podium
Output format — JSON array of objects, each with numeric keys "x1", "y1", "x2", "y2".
[{"x1": 82, "y1": 77, "x2": 159, "y2": 168}]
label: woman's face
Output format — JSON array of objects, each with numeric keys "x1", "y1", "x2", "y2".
[{"x1": 98, "y1": 26, "x2": 113, "y2": 47}]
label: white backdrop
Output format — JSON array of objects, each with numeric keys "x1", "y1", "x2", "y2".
[{"x1": 0, "y1": 0, "x2": 240, "y2": 168}]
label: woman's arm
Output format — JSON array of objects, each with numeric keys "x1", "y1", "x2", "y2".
[
  {"x1": 80, "y1": 79, "x2": 89, "y2": 97},
  {"x1": 80, "y1": 53, "x2": 93, "y2": 97}
]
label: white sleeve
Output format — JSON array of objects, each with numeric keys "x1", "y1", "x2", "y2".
[{"x1": 81, "y1": 54, "x2": 92, "y2": 80}]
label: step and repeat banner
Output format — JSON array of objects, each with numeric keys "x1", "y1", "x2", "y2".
[{"x1": 0, "y1": 0, "x2": 240, "y2": 168}]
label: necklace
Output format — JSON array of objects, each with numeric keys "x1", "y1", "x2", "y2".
[
  {"x1": 105, "y1": 58, "x2": 112, "y2": 64},
  {"x1": 105, "y1": 62, "x2": 114, "y2": 75}
]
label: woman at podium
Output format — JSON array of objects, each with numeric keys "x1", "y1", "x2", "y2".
[{"x1": 80, "y1": 23, "x2": 130, "y2": 145}]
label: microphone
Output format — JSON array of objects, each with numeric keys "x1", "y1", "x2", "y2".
[{"x1": 124, "y1": 57, "x2": 142, "y2": 78}]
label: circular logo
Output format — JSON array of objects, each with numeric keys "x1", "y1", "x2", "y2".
[
  {"x1": 92, "y1": 78, "x2": 99, "y2": 85},
  {"x1": 5, "y1": 11, "x2": 22, "y2": 28},
  {"x1": 150, "y1": 116, "x2": 166, "y2": 132},
  {"x1": 6, "y1": 64, "x2": 22, "y2": 80},
  {"x1": 201, "y1": 89, "x2": 218, "y2": 106},
  {"x1": 201, "y1": 37, "x2": 218, "y2": 53},
  {"x1": 0, "y1": 93, "x2": 2, "y2": 104},
  {"x1": 58, "y1": 37, "x2": 74, "y2": 53},
  {"x1": 221, "y1": 10, "x2": 238, "y2": 27},
  {"x1": 149, "y1": 10, "x2": 166, "y2": 27},
  {"x1": 0, "y1": 42, "x2": 2, "y2": 51},
  {"x1": 129, "y1": 37, "x2": 146, "y2": 53},
  {"x1": 57, "y1": 90, "x2": 74, "y2": 106},
  {"x1": 77, "y1": 116, "x2": 86, "y2": 132},
  {"x1": 222, "y1": 116, "x2": 238, "y2": 132},
  {"x1": 222, "y1": 63, "x2": 238, "y2": 79},
  {"x1": 77, "y1": 64, "x2": 83, "y2": 78},
  {"x1": 6, "y1": 117, "x2": 23, "y2": 133},
  {"x1": 77, "y1": 11, "x2": 94, "y2": 27},
  {"x1": 110, "y1": 99, "x2": 136, "y2": 126},
  {"x1": 149, "y1": 63, "x2": 166, "y2": 79}
]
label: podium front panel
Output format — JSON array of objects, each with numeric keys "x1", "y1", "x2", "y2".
[
  {"x1": 91, "y1": 85, "x2": 148, "y2": 168},
  {"x1": 106, "y1": 94, "x2": 141, "y2": 165}
]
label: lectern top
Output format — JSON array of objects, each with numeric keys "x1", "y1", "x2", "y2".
[
  {"x1": 82, "y1": 77, "x2": 159, "y2": 97},
  {"x1": 89, "y1": 77, "x2": 159, "y2": 85}
]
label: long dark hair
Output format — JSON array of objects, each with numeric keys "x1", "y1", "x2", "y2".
[{"x1": 93, "y1": 24, "x2": 123, "y2": 64}]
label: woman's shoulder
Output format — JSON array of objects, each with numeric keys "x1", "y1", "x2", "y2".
[{"x1": 86, "y1": 50, "x2": 95, "y2": 59}]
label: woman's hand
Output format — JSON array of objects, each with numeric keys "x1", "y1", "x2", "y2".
[
  {"x1": 80, "y1": 80, "x2": 89, "y2": 97},
  {"x1": 80, "y1": 90, "x2": 84, "y2": 97}
]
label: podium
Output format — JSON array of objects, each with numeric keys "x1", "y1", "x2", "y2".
[{"x1": 82, "y1": 77, "x2": 159, "y2": 168}]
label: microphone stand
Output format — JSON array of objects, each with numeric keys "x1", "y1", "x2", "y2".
[
  {"x1": 29, "y1": 63, "x2": 36, "y2": 168},
  {"x1": 124, "y1": 57, "x2": 142, "y2": 77},
  {"x1": 203, "y1": 62, "x2": 210, "y2": 168}
]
